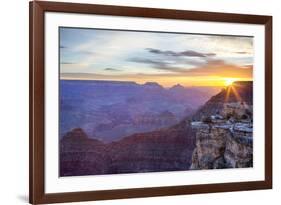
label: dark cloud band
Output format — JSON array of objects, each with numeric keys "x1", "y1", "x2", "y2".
[
  {"x1": 146, "y1": 48, "x2": 216, "y2": 57},
  {"x1": 104, "y1": 68, "x2": 121, "y2": 72}
]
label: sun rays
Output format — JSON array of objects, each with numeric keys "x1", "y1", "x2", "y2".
[{"x1": 224, "y1": 82, "x2": 243, "y2": 102}]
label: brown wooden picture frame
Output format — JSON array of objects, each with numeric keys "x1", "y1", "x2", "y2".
[{"x1": 29, "y1": 1, "x2": 272, "y2": 204}]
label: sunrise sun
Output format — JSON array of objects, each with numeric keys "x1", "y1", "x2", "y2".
[{"x1": 225, "y1": 78, "x2": 235, "y2": 86}]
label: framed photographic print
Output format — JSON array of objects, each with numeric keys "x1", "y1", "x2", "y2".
[{"x1": 29, "y1": 1, "x2": 272, "y2": 204}]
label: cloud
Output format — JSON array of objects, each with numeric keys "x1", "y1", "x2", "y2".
[
  {"x1": 127, "y1": 57, "x2": 205, "y2": 73},
  {"x1": 235, "y1": 51, "x2": 251, "y2": 54},
  {"x1": 128, "y1": 56, "x2": 252, "y2": 78},
  {"x1": 180, "y1": 60, "x2": 253, "y2": 78},
  {"x1": 128, "y1": 58, "x2": 165, "y2": 65},
  {"x1": 104, "y1": 68, "x2": 121, "y2": 72},
  {"x1": 61, "y1": 62, "x2": 76, "y2": 64},
  {"x1": 146, "y1": 48, "x2": 216, "y2": 57},
  {"x1": 127, "y1": 57, "x2": 187, "y2": 73},
  {"x1": 61, "y1": 60, "x2": 252, "y2": 80}
]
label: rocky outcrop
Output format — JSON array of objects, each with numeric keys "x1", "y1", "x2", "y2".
[{"x1": 190, "y1": 102, "x2": 253, "y2": 170}]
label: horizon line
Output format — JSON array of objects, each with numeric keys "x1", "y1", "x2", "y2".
[{"x1": 60, "y1": 77, "x2": 253, "y2": 88}]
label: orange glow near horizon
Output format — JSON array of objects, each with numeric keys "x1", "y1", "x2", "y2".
[{"x1": 61, "y1": 72, "x2": 252, "y2": 87}]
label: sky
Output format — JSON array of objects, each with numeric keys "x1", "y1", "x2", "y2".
[{"x1": 60, "y1": 27, "x2": 253, "y2": 87}]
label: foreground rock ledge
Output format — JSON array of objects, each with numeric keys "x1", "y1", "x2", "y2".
[{"x1": 190, "y1": 102, "x2": 253, "y2": 170}]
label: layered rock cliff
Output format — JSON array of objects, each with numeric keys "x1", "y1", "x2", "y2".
[
  {"x1": 190, "y1": 82, "x2": 253, "y2": 170},
  {"x1": 60, "y1": 128, "x2": 111, "y2": 176}
]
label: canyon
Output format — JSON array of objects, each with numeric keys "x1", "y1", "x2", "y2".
[{"x1": 60, "y1": 81, "x2": 253, "y2": 176}]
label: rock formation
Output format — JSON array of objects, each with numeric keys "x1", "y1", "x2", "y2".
[
  {"x1": 190, "y1": 101, "x2": 253, "y2": 170},
  {"x1": 60, "y1": 128, "x2": 111, "y2": 176}
]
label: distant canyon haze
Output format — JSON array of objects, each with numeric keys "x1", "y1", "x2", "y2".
[{"x1": 59, "y1": 80, "x2": 221, "y2": 142}]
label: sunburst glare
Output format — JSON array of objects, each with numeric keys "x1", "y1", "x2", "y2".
[{"x1": 225, "y1": 78, "x2": 235, "y2": 86}]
